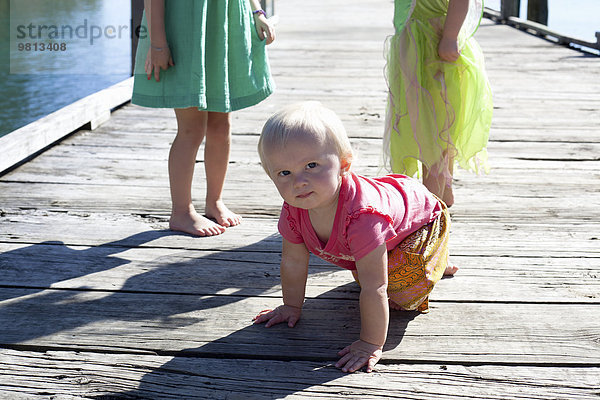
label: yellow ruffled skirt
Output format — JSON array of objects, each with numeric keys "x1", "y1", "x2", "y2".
[{"x1": 384, "y1": 0, "x2": 493, "y2": 184}]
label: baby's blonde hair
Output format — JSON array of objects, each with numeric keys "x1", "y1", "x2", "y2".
[{"x1": 258, "y1": 101, "x2": 354, "y2": 176}]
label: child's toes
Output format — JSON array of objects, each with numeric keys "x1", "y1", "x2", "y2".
[{"x1": 444, "y1": 265, "x2": 459, "y2": 276}]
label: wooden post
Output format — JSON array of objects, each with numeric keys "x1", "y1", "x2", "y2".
[
  {"x1": 131, "y1": 0, "x2": 145, "y2": 75},
  {"x1": 527, "y1": 0, "x2": 548, "y2": 25},
  {"x1": 501, "y1": 0, "x2": 520, "y2": 20}
]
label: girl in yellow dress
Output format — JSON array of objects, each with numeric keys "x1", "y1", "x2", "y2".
[{"x1": 384, "y1": 0, "x2": 493, "y2": 206}]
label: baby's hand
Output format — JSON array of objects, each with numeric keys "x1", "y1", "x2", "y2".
[
  {"x1": 438, "y1": 36, "x2": 460, "y2": 62},
  {"x1": 336, "y1": 339, "x2": 383, "y2": 373},
  {"x1": 253, "y1": 304, "x2": 301, "y2": 328}
]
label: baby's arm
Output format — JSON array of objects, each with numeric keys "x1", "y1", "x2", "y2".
[
  {"x1": 336, "y1": 243, "x2": 388, "y2": 373},
  {"x1": 439, "y1": 0, "x2": 469, "y2": 62},
  {"x1": 254, "y1": 238, "x2": 309, "y2": 327},
  {"x1": 144, "y1": 0, "x2": 174, "y2": 81}
]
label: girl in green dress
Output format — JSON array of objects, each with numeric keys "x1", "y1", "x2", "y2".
[
  {"x1": 132, "y1": 0, "x2": 275, "y2": 236},
  {"x1": 384, "y1": 0, "x2": 493, "y2": 206}
]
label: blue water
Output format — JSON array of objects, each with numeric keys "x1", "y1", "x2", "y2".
[
  {"x1": 486, "y1": 0, "x2": 600, "y2": 42},
  {"x1": 0, "y1": 0, "x2": 131, "y2": 138}
]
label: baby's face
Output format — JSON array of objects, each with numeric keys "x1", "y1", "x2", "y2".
[{"x1": 264, "y1": 134, "x2": 344, "y2": 213}]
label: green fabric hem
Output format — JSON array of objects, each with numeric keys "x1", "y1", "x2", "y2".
[{"x1": 131, "y1": 82, "x2": 274, "y2": 112}]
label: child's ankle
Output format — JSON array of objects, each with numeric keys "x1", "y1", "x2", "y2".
[{"x1": 171, "y1": 204, "x2": 196, "y2": 216}]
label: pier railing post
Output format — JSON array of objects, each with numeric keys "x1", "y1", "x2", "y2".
[
  {"x1": 501, "y1": 0, "x2": 520, "y2": 20},
  {"x1": 131, "y1": 0, "x2": 144, "y2": 75},
  {"x1": 527, "y1": 0, "x2": 548, "y2": 25}
]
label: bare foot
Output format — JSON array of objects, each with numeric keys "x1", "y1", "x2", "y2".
[
  {"x1": 205, "y1": 200, "x2": 242, "y2": 228},
  {"x1": 388, "y1": 298, "x2": 430, "y2": 313},
  {"x1": 444, "y1": 265, "x2": 459, "y2": 276},
  {"x1": 388, "y1": 299, "x2": 404, "y2": 311},
  {"x1": 169, "y1": 209, "x2": 226, "y2": 236}
]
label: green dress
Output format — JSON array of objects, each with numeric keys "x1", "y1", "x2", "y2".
[
  {"x1": 384, "y1": 0, "x2": 493, "y2": 182},
  {"x1": 132, "y1": 0, "x2": 274, "y2": 112}
]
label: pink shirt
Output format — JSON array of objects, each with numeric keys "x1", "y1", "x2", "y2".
[{"x1": 278, "y1": 173, "x2": 443, "y2": 270}]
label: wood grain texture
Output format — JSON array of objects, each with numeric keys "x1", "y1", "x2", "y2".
[
  {"x1": 1, "y1": 0, "x2": 599, "y2": 398},
  {"x1": 1, "y1": 288, "x2": 599, "y2": 365},
  {"x1": 1, "y1": 350, "x2": 599, "y2": 399}
]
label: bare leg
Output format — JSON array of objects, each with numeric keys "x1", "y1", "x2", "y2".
[
  {"x1": 442, "y1": 154, "x2": 455, "y2": 207},
  {"x1": 388, "y1": 298, "x2": 429, "y2": 313},
  {"x1": 204, "y1": 112, "x2": 242, "y2": 227},
  {"x1": 422, "y1": 152, "x2": 454, "y2": 207},
  {"x1": 169, "y1": 108, "x2": 226, "y2": 236},
  {"x1": 388, "y1": 299, "x2": 403, "y2": 311},
  {"x1": 353, "y1": 270, "x2": 411, "y2": 312},
  {"x1": 422, "y1": 163, "x2": 445, "y2": 199}
]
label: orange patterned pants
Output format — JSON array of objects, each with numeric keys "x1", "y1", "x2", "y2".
[{"x1": 353, "y1": 205, "x2": 450, "y2": 313}]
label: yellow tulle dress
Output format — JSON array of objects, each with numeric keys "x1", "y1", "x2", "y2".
[{"x1": 384, "y1": 0, "x2": 493, "y2": 184}]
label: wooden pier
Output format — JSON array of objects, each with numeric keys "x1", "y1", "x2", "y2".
[{"x1": 1, "y1": 0, "x2": 599, "y2": 398}]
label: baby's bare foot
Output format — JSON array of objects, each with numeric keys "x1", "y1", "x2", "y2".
[
  {"x1": 444, "y1": 265, "x2": 459, "y2": 276},
  {"x1": 169, "y1": 209, "x2": 226, "y2": 236},
  {"x1": 388, "y1": 299, "x2": 404, "y2": 311},
  {"x1": 389, "y1": 298, "x2": 430, "y2": 313},
  {"x1": 205, "y1": 200, "x2": 242, "y2": 228}
]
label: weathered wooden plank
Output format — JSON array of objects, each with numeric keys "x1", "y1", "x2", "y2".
[
  {"x1": 490, "y1": 128, "x2": 600, "y2": 143},
  {"x1": 1, "y1": 212, "x2": 599, "y2": 258},
  {"x1": 2, "y1": 135, "x2": 599, "y2": 196},
  {"x1": 3, "y1": 149, "x2": 599, "y2": 188},
  {"x1": 110, "y1": 104, "x2": 600, "y2": 141},
  {"x1": 1, "y1": 350, "x2": 598, "y2": 400},
  {"x1": 1, "y1": 241, "x2": 598, "y2": 302},
  {"x1": 0, "y1": 288, "x2": 598, "y2": 365},
  {"x1": 52, "y1": 101, "x2": 600, "y2": 142},
  {"x1": 5, "y1": 127, "x2": 600, "y2": 165},
  {"x1": 95, "y1": 106, "x2": 389, "y2": 139},
  {"x1": 0, "y1": 214, "x2": 282, "y2": 251},
  {"x1": 3, "y1": 114, "x2": 599, "y2": 179},
  {"x1": 1, "y1": 181, "x2": 598, "y2": 226},
  {"x1": 5, "y1": 135, "x2": 600, "y2": 183},
  {"x1": 1, "y1": 213, "x2": 598, "y2": 257},
  {"x1": 0, "y1": 0, "x2": 599, "y2": 396}
]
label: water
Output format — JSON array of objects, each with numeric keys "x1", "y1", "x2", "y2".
[
  {"x1": 0, "y1": 0, "x2": 131, "y2": 138},
  {"x1": 486, "y1": 0, "x2": 600, "y2": 43}
]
